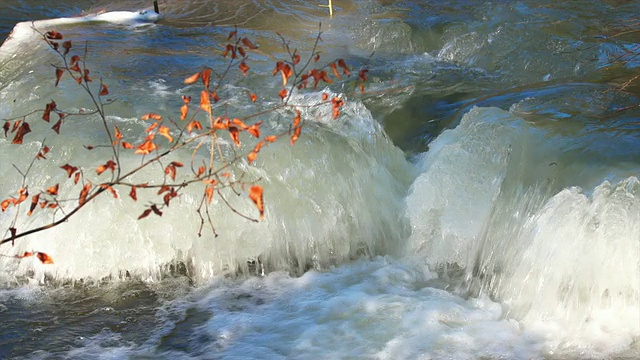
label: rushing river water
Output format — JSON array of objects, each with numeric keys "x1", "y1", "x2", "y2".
[{"x1": 1, "y1": 1, "x2": 639, "y2": 359}]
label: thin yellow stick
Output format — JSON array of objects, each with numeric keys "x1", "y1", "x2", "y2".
[{"x1": 319, "y1": 0, "x2": 334, "y2": 18}]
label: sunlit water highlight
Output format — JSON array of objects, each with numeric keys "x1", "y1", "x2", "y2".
[{"x1": 1, "y1": 0, "x2": 639, "y2": 358}]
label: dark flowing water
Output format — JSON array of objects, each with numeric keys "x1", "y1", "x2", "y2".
[{"x1": 1, "y1": 1, "x2": 639, "y2": 359}]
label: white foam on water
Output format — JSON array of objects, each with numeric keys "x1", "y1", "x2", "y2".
[{"x1": 405, "y1": 106, "x2": 640, "y2": 357}]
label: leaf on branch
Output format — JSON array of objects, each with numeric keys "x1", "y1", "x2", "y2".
[
  {"x1": 278, "y1": 89, "x2": 288, "y2": 100},
  {"x1": 47, "y1": 184, "x2": 59, "y2": 196},
  {"x1": 141, "y1": 113, "x2": 162, "y2": 121},
  {"x1": 45, "y1": 31, "x2": 63, "y2": 40},
  {"x1": 293, "y1": 110, "x2": 301, "y2": 128},
  {"x1": 184, "y1": 72, "x2": 201, "y2": 85},
  {"x1": 202, "y1": 68, "x2": 212, "y2": 89},
  {"x1": 36, "y1": 146, "x2": 50, "y2": 160},
  {"x1": 291, "y1": 126, "x2": 301, "y2": 145},
  {"x1": 248, "y1": 185, "x2": 265, "y2": 219},
  {"x1": 3, "y1": 121, "x2": 9, "y2": 137},
  {"x1": 12, "y1": 122, "x2": 31, "y2": 144},
  {"x1": 129, "y1": 186, "x2": 137, "y2": 201},
  {"x1": 249, "y1": 93, "x2": 257, "y2": 103},
  {"x1": 238, "y1": 46, "x2": 246, "y2": 58},
  {"x1": 122, "y1": 141, "x2": 135, "y2": 149},
  {"x1": 359, "y1": 69, "x2": 369, "y2": 82},
  {"x1": 100, "y1": 184, "x2": 118, "y2": 198},
  {"x1": 330, "y1": 62, "x2": 341, "y2": 79},
  {"x1": 322, "y1": 93, "x2": 329, "y2": 101},
  {"x1": 228, "y1": 126, "x2": 241, "y2": 146},
  {"x1": 51, "y1": 118, "x2": 62, "y2": 134},
  {"x1": 205, "y1": 184, "x2": 215, "y2": 204},
  {"x1": 151, "y1": 205, "x2": 163, "y2": 216},
  {"x1": 239, "y1": 62, "x2": 249, "y2": 76},
  {"x1": 62, "y1": 40, "x2": 72, "y2": 55},
  {"x1": 200, "y1": 90, "x2": 211, "y2": 112},
  {"x1": 213, "y1": 117, "x2": 229, "y2": 130},
  {"x1": 337, "y1": 59, "x2": 351, "y2": 76},
  {"x1": 247, "y1": 141, "x2": 264, "y2": 164},
  {"x1": 241, "y1": 37, "x2": 258, "y2": 49},
  {"x1": 135, "y1": 140, "x2": 157, "y2": 155},
  {"x1": 1, "y1": 198, "x2": 14, "y2": 212},
  {"x1": 314, "y1": 53, "x2": 320, "y2": 62},
  {"x1": 223, "y1": 44, "x2": 236, "y2": 59},
  {"x1": 64, "y1": 165, "x2": 81, "y2": 181},
  {"x1": 100, "y1": 84, "x2": 109, "y2": 96},
  {"x1": 114, "y1": 126, "x2": 123, "y2": 140},
  {"x1": 70, "y1": 55, "x2": 80, "y2": 66},
  {"x1": 96, "y1": 160, "x2": 116, "y2": 175},
  {"x1": 227, "y1": 30, "x2": 237, "y2": 40},
  {"x1": 42, "y1": 101, "x2": 57, "y2": 122},
  {"x1": 158, "y1": 126, "x2": 173, "y2": 143},
  {"x1": 180, "y1": 104, "x2": 189, "y2": 121},
  {"x1": 138, "y1": 208, "x2": 152, "y2": 220},
  {"x1": 74, "y1": 172, "x2": 81, "y2": 184},
  {"x1": 264, "y1": 135, "x2": 277, "y2": 143},
  {"x1": 187, "y1": 120, "x2": 203, "y2": 134},
  {"x1": 79, "y1": 183, "x2": 91, "y2": 206},
  {"x1": 247, "y1": 121, "x2": 262, "y2": 138},
  {"x1": 28, "y1": 194, "x2": 40, "y2": 215},
  {"x1": 36, "y1": 252, "x2": 54, "y2": 264},
  {"x1": 231, "y1": 118, "x2": 248, "y2": 129},
  {"x1": 293, "y1": 53, "x2": 301, "y2": 65},
  {"x1": 83, "y1": 69, "x2": 91, "y2": 83},
  {"x1": 145, "y1": 122, "x2": 159, "y2": 133},
  {"x1": 211, "y1": 91, "x2": 220, "y2": 103}
]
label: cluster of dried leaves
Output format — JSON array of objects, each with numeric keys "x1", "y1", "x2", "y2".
[{"x1": 0, "y1": 25, "x2": 369, "y2": 266}]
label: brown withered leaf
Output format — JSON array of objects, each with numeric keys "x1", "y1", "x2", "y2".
[
  {"x1": 36, "y1": 252, "x2": 54, "y2": 264},
  {"x1": 12, "y1": 122, "x2": 31, "y2": 144}
]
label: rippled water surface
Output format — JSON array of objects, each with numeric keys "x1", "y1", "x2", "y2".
[{"x1": 1, "y1": 1, "x2": 639, "y2": 359}]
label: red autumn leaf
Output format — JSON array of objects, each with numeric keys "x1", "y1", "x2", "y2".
[
  {"x1": 223, "y1": 44, "x2": 236, "y2": 58},
  {"x1": 96, "y1": 160, "x2": 116, "y2": 175},
  {"x1": 214, "y1": 117, "x2": 229, "y2": 130},
  {"x1": 3, "y1": 121, "x2": 9, "y2": 137},
  {"x1": 62, "y1": 40, "x2": 72, "y2": 55},
  {"x1": 197, "y1": 166, "x2": 206, "y2": 177},
  {"x1": 291, "y1": 126, "x2": 301, "y2": 145},
  {"x1": 114, "y1": 126, "x2": 123, "y2": 140},
  {"x1": 359, "y1": 83, "x2": 365, "y2": 93},
  {"x1": 129, "y1": 186, "x2": 137, "y2": 201},
  {"x1": 322, "y1": 93, "x2": 329, "y2": 101},
  {"x1": 200, "y1": 90, "x2": 211, "y2": 112},
  {"x1": 247, "y1": 122, "x2": 262, "y2": 138},
  {"x1": 138, "y1": 208, "x2": 152, "y2": 220},
  {"x1": 205, "y1": 185, "x2": 215, "y2": 204},
  {"x1": 135, "y1": 140, "x2": 157, "y2": 155},
  {"x1": 202, "y1": 68, "x2": 212, "y2": 89},
  {"x1": 145, "y1": 122, "x2": 159, "y2": 133},
  {"x1": 165, "y1": 164, "x2": 177, "y2": 180},
  {"x1": 45, "y1": 31, "x2": 63, "y2": 40},
  {"x1": 83, "y1": 69, "x2": 91, "y2": 82},
  {"x1": 1, "y1": 198, "x2": 14, "y2": 212},
  {"x1": 100, "y1": 184, "x2": 119, "y2": 198},
  {"x1": 241, "y1": 37, "x2": 258, "y2": 49},
  {"x1": 272, "y1": 61, "x2": 283, "y2": 76},
  {"x1": 15, "y1": 251, "x2": 33, "y2": 258},
  {"x1": 100, "y1": 84, "x2": 109, "y2": 96},
  {"x1": 16, "y1": 188, "x2": 28, "y2": 204},
  {"x1": 239, "y1": 62, "x2": 249, "y2": 76},
  {"x1": 248, "y1": 185, "x2": 265, "y2": 219},
  {"x1": 248, "y1": 151, "x2": 258, "y2": 164},
  {"x1": 47, "y1": 184, "x2": 59, "y2": 196},
  {"x1": 264, "y1": 135, "x2": 277, "y2": 143},
  {"x1": 12, "y1": 122, "x2": 31, "y2": 144},
  {"x1": 293, "y1": 53, "x2": 301, "y2": 65},
  {"x1": 73, "y1": 172, "x2": 81, "y2": 184},
  {"x1": 184, "y1": 72, "x2": 201, "y2": 85},
  {"x1": 278, "y1": 89, "x2": 288, "y2": 100},
  {"x1": 151, "y1": 205, "x2": 163, "y2": 216},
  {"x1": 141, "y1": 113, "x2": 162, "y2": 121},
  {"x1": 42, "y1": 101, "x2": 57, "y2": 122},
  {"x1": 187, "y1": 120, "x2": 203, "y2": 133},
  {"x1": 293, "y1": 110, "x2": 301, "y2": 128},
  {"x1": 280, "y1": 64, "x2": 293, "y2": 86},
  {"x1": 249, "y1": 93, "x2": 257, "y2": 102},
  {"x1": 337, "y1": 59, "x2": 350, "y2": 76},
  {"x1": 158, "y1": 126, "x2": 173, "y2": 143},
  {"x1": 70, "y1": 55, "x2": 80, "y2": 66},
  {"x1": 359, "y1": 69, "x2": 369, "y2": 82},
  {"x1": 238, "y1": 46, "x2": 246, "y2": 58},
  {"x1": 182, "y1": 95, "x2": 191, "y2": 104},
  {"x1": 330, "y1": 62, "x2": 341, "y2": 79},
  {"x1": 232, "y1": 118, "x2": 248, "y2": 129},
  {"x1": 28, "y1": 194, "x2": 40, "y2": 215},
  {"x1": 122, "y1": 141, "x2": 135, "y2": 149},
  {"x1": 36, "y1": 146, "x2": 50, "y2": 160},
  {"x1": 36, "y1": 252, "x2": 54, "y2": 264},
  {"x1": 51, "y1": 118, "x2": 62, "y2": 134},
  {"x1": 211, "y1": 91, "x2": 220, "y2": 103},
  {"x1": 180, "y1": 104, "x2": 189, "y2": 121},
  {"x1": 228, "y1": 126, "x2": 241, "y2": 146},
  {"x1": 314, "y1": 53, "x2": 320, "y2": 62},
  {"x1": 227, "y1": 30, "x2": 237, "y2": 40}
]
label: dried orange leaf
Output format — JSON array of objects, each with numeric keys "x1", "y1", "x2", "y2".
[
  {"x1": 158, "y1": 126, "x2": 173, "y2": 143},
  {"x1": 184, "y1": 72, "x2": 201, "y2": 85},
  {"x1": 55, "y1": 68, "x2": 64, "y2": 86},
  {"x1": 241, "y1": 37, "x2": 258, "y2": 49},
  {"x1": 141, "y1": 113, "x2": 162, "y2": 121},
  {"x1": 47, "y1": 184, "x2": 59, "y2": 196},
  {"x1": 100, "y1": 84, "x2": 109, "y2": 96},
  {"x1": 248, "y1": 185, "x2": 264, "y2": 219},
  {"x1": 228, "y1": 126, "x2": 241, "y2": 146},
  {"x1": 36, "y1": 252, "x2": 54, "y2": 264}
]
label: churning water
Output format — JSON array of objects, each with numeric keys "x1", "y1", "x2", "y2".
[{"x1": 0, "y1": 1, "x2": 638, "y2": 359}]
